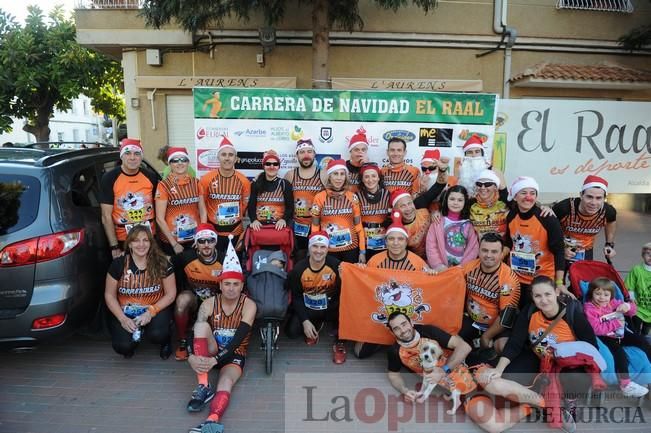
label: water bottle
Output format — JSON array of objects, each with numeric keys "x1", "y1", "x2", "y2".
[{"x1": 132, "y1": 327, "x2": 143, "y2": 342}]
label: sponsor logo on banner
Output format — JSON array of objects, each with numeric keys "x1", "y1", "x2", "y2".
[
  {"x1": 233, "y1": 128, "x2": 267, "y2": 138},
  {"x1": 316, "y1": 154, "x2": 341, "y2": 172},
  {"x1": 235, "y1": 151, "x2": 265, "y2": 170},
  {"x1": 197, "y1": 149, "x2": 221, "y2": 170},
  {"x1": 290, "y1": 125, "x2": 305, "y2": 141},
  {"x1": 319, "y1": 127, "x2": 334, "y2": 144},
  {"x1": 383, "y1": 130, "x2": 417, "y2": 143},
  {"x1": 419, "y1": 127, "x2": 453, "y2": 147},
  {"x1": 344, "y1": 133, "x2": 381, "y2": 148},
  {"x1": 270, "y1": 126, "x2": 290, "y2": 142},
  {"x1": 196, "y1": 126, "x2": 229, "y2": 141}
]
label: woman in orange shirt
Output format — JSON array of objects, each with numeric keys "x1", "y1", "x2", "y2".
[{"x1": 357, "y1": 163, "x2": 391, "y2": 260}]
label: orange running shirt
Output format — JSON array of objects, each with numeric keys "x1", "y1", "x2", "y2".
[
  {"x1": 387, "y1": 325, "x2": 452, "y2": 373},
  {"x1": 108, "y1": 255, "x2": 173, "y2": 308},
  {"x1": 462, "y1": 259, "x2": 521, "y2": 326},
  {"x1": 368, "y1": 251, "x2": 428, "y2": 271},
  {"x1": 554, "y1": 197, "x2": 616, "y2": 253},
  {"x1": 528, "y1": 311, "x2": 576, "y2": 356},
  {"x1": 290, "y1": 168, "x2": 324, "y2": 237},
  {"x1": 404, "y1": 209, "x2": 431, "y2": 259},
  {"x1": 100, "y1": 168, "x2": 158, "y2": 241},
  {"x1": 382, "y1": 164, "x2": 420, "y2": 196},
  {"x1": 357, "y1": 189, "x2": 391, "y2": 251},
  {"x1": 211, "y1": 293, "x2": 251, "y2": 356},
  {"x1": 200, "y1": 169, "x2": 251, "y2": 237},
  {"x1": 175, "y1": 249, "x2": 223, "y2": 300},
  {"x1": 254, "y1": 180, "x2": 286, "y2": 224},
  {"x1": 346, "y1": 160, "x2": 362, "y2": 194},
  {"x1": 311, "y1": 190, "x2": 365, "y2": 252},
  {"x1": 155, "y1": 174, "x2": 203, "y2": 244}
]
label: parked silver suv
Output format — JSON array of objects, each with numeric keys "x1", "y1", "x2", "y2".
[{"x1": 0, "y1": 147, "x2": 157, "y2": 350}]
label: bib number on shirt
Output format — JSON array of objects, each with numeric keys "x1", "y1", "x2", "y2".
[
  {"x1": 125, "y1": 220, "x2": 152, "y2": 235},
  {"x1": 217, "y1": 202, "x2": 240, "y2": 226},
  {"x1": 123, "y1": 304, "x2": 147, "y2": 319},
  {"x1": 510, "y1": 251, "x2": 537, "y2": 276},
  {"x1": 214, "y1": 328, "x2": 236, "y2": 348},
  {"x1": 365, "y1": 227, "x2": 386, "y2": 250},
  {"x1": 176, "y1": 220, "x2": 197, "y2": 242},
  {"x1": 294, "y1": 221, "x2": 310, "y2": 238},
  {"x1": 329, "y1": 228, "x2": 352, "y2": 248},
  {"x1": 304, "y1": 293, "x2": 328, "y2": 310}
]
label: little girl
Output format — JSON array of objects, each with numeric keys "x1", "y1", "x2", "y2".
[{"x1": 584, "y1": 277, "x2": 651, "y2": 398}]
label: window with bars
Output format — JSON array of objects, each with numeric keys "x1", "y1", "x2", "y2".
[{"x1": 556, "y1": 0, "x2": 634, "y2": 13}]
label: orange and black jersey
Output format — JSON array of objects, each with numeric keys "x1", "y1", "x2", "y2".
[
  {"x1": 100, "y1": 167, "x2": 159, "y2": 241},
  {"x1": 462, "y1": 260, "x2": 520, "y2": 326},
  {"x1": 200, "y1": 169, "x2": 251, "y2": 237},
  {"x1": 553, "y1": 197, "x2": 616, "y2": 252},
  {"x1": 367, "y1": 251, "x2": 428, "y2": 271},
  {"x1": 173, "y1": 249, "x2": 224, "y2": 300},
  {"x1": 311, "y1": 190, "x2": 365, "y2": 252},
  {"x1": 211, "y1": 293, "x2": 251, "y2": 357},
  {"x1": 382, "y1": 163, "x2": 420, "y2": 196},
  {"x1": 346, "y1": 160, "x2": 362, "y2": 194},
  {"x1": 289, "y1": 168, "x2": 325, "y2": 230},
  {"x1": 155, "y1": 173, "x2": 203, "y2": 244},
  {"x1": 108, "y1": 254, "x2": 173, "y2": 307},
  {"x1": 404, "y1": 209, "x2": 431, "y2": 259},
  {"x1": 357, "y1": 189, "x2": 391, "y2": 251},
  {"x1": 504, "y1": 206, "x2": 565, "y2": 284},
  {"x1": 287, "y1": 256, "x2": 341, "y2": 321},
  {"x1": 248, "y1": 177, "x2": 294, "y2": 225},
  {"x1": 387, "y1": 325, "x2": 452, "y2": 373}
]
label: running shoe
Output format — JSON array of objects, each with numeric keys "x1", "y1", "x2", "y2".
[
  {"x1": 621, "y1": 381, "x2": 649, "y2": 398},
  {"x1": 187, "y1": 384, "x2": 215, "y2": 412},
  {"x1": 189, "y1": 421, "x2": 224, "y2": 433},
  {"x1": 560, "y1": 408, "x2": 576, "y2": 433},
  {"x1": 160, "y1": 340, "x2": 173, "y2": 360},
  {"x1": 176, "y1": 340, "x2": 189, "y2": 361}
]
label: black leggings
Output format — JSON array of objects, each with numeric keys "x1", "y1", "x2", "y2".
[
  {"x1": 285, "y1": 301, "x2": 339, "y2": 339},
  {"x1": 330, "y1": 248, "x2": 359, "y2": 264},
  {"x1": 600, "y1": 333, "x2": 651, "y2": 381},
  {"x1": 108, "y1": 307, "x2": 172, "y2": 356}
]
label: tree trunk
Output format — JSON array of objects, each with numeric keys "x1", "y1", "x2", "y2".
[
  {"x1": 23, "y1": 102, "x2": 53, "y2": 144},
  {"x1": 312, "y1": 0, "x2": 330, "y2": 89}
]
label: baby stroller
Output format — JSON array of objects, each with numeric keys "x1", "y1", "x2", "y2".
[
  {"x1": 244, "y1": 225, "x2": 294, "y2": 272},
  {"x1": 245, "y1": 231, "x2": 292, "y2": 374}
]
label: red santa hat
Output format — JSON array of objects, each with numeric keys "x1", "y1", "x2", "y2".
[
  {"x1": 326, "y1": 158, "x2": 348, "y2": 176},
  {"x1": 386, "y1": 211, "x2": 408, "y2": 238},
  {"x1": 348, "y1": 127, "x2": 369, "y2": 151},
  {"x1": 194, "y1": 223, "x2": 218, "y2": 245},
  {"x1": 508, "y1": 176, "x2": 539, "y2": 201},
  {"x1": 390, "y1": 188, "x2": 411, "y2": 208},
  {"x1": 582, "y1": 175, "x2": 608, "y2": 193},
  {"x1": 218, "y1": 136, "x2": 235, "y2": 153},
  {"x1": 262, "y1": 150, "x2": 280, "y2": 165},
  {"x1": 296, "y1": 138, "x2": 315, "y2": 152},
  {"x1": 119, "y1": 138, "x2": 143, "y2": 157},
  {"x1": 166, "y1": 146, "x2": 189, "y2": 163},
  {"x1": 462, "y1": 134, "x2": 484, "y2": 153},
  {"x1": 308, "y1": 230, "x2": 330, "y2": 248},
  {"x1": 220, "y1": 235, "x2": 244, "y2": 282},
  {"x1": 359, "y1": 163, "x2": 381, "y2": 178},
  {"x1": 421, "y1": 149, "x2": 441, "y2": 165}
]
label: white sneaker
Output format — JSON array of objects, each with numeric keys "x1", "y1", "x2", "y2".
[{"x1": 621, "y1": 381, "x2": 649, "y2": 398}]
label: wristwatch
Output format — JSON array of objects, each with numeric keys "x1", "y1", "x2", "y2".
[
  {"x1": 605, "y1": 242, "x2": 615, "y2": 248},
  {"x1": 442, "y1": 364, "x2": 451, "y2": 374},
  {"x1": 110, "y1": 244, "x2": 121, "y2": 251}
]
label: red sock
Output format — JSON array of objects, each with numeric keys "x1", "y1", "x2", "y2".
[
  {"x1": 175, "y1": 312, "x2": 189, "y2": 340},
  {"x1": 193, "y1": 337, "x2": 209, "y2": 386},
  {"x1": 207, "y1": 391, "x2": 230, "y2": 421}
]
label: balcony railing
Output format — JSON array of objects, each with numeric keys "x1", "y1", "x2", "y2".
[
  {"x1": 75, "y1": 0, "x2": 143, "y2": 9},
  {"x1": 556, "y1": 0, "x2": 634, "y2": 13}
]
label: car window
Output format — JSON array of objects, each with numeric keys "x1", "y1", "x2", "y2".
[
  {"x1": 70, "y1": 166, "x2": 100, "y2": 208},
  {"x1": 0, "y1": 174, "x2": 41, "y2": 235},
  {"x1": 100, "y1": 160, "x2": 120, "y2": 178}
]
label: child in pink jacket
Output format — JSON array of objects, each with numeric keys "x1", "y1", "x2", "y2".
[
  {"x1": 425, "y1": 185, "x2": 478, "y2": 272},
  {"x1": 584, "y1": 277, "x2": 651, "y2": 398}
]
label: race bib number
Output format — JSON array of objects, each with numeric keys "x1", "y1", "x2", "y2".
[
  {"x1": 125, "y1": 220, "x2": 152, "y2": 235},
  {"x1": 304, "y1": 293, "x2": 328, "y2": 310},
  {"x1": 365, "y1": 227, "x2": 386, "y2": 250},
  {"x1": 214, "y1": 328, "x2": 236, "y2": 348},
  {"x1": 294, "y1": 221, "x2": 310, "y2": 238},
  {"x1": 194, "y1": 287, "x2": 214, "y2": 301},
  {"x1": 176, "y1": 220, "x2": 197, "y2": 242},
  {"x1": 510, "y1": 251, "x2": 537, "y2": 276},
  {"x1": 471, "y1": 321, "x2": 489, "y2": 332},
  {"x1": 329, "y1": 228, "x2": 352, "y2": 248},
  {"x1": 123, "y1": 304, "x2": 147, "y2": 318},
  {"x1": 217, "y1": 202, "x2": 239, "y2": 226}
]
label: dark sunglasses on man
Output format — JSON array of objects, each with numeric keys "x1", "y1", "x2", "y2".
[{"x1": 197, "y1": 238, "x2": 217, "y2": 245}]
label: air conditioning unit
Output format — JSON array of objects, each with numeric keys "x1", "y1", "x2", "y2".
[{"x1": 146, "y1": 49, "x2": 162, "y2": 66}]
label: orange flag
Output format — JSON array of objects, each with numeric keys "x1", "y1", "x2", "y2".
[{"x1": 339, "y1": 263, "x2": 465, "y2": 345}]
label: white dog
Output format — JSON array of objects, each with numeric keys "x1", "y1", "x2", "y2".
[{"x1": 416, "y1": 339, "x2": 465, "y2": 414}]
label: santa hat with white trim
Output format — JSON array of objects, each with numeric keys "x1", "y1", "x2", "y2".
[
  {"x1": 218, "y1": 136, "x2": 235, "y2": 153},
  {"x1": 421, "y1": 149, "x2": 441, "y2": 165},
  {"x1": 326, "y1": 159, "x2": 348, "y2": 176},
  {"x1": 390, "y1": 188, "x2": 411, "y2": 208},
  {"x1": 508, "y1": 176, "x2": 539, "y2": 201},
  {"x1": 296, "y1": 138, "x2": 315, "y2": 152},
  {"x1": 462, "y1": 134, "x2": 484, "y2": 153},
  {"x1": 119, "y1": 138, "x2": 143, "y2": 157},
  {"x1": 386, "y1": 211, "x2": 408, "y2": 238},
  {"x1": 582, "y1": 175, "x2": 608, "y2": 193},
  {"x1": 194, "y1": 223, "x2": 218, "y2": 246},
  {"x1": 166, "y1": 146, "x2": 189, "y2": 163},
  {"x1": 348, "y1": 127, "x2": 369, "y2": 151},
  {"x1": 308, "y1": 230, "x2": 330, "y2": 248},
  {"x1": 220, "y1": 235, "x2": 244, "y2": 281}
]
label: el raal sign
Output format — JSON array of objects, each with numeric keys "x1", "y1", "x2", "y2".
[
  {"x1": 192, "y1": 88, "x2": 498, "y2": 177},
  {"x1": 498, "y1": 99, "x2": 650, "y2": 194}
]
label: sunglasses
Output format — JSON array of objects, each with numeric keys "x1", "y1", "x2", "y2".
[
  {"x1": 170, "y1": 158, "x2": 189, "y2": 164},
  {"x1": 475, "y1": 181, "x2": 496, "y2": 188},
  {"x1": 264, "y1": 162, "x2": 280, "y2": 167},
  {"x1": 197, "y1": 238, "x2": 217, "y2": 245},
  {"x1": 421, "y1": 166, "x2": 436, "y2": 173}
]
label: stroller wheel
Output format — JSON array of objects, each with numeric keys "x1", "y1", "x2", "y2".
[{"x1": 264, "y1": 322, "x2": 274, "y2": 375}]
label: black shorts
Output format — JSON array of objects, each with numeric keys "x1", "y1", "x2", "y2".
[
  {"x1": 216, "y1": 353, "x2": 246, "y2": 371},
  {"x1": 458, "y1": 314, "x2": 511, "y2": 345}
]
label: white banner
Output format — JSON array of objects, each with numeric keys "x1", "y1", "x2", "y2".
[{"x1": 498, "y1": 99, "x2": 651, "y2": 194}]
